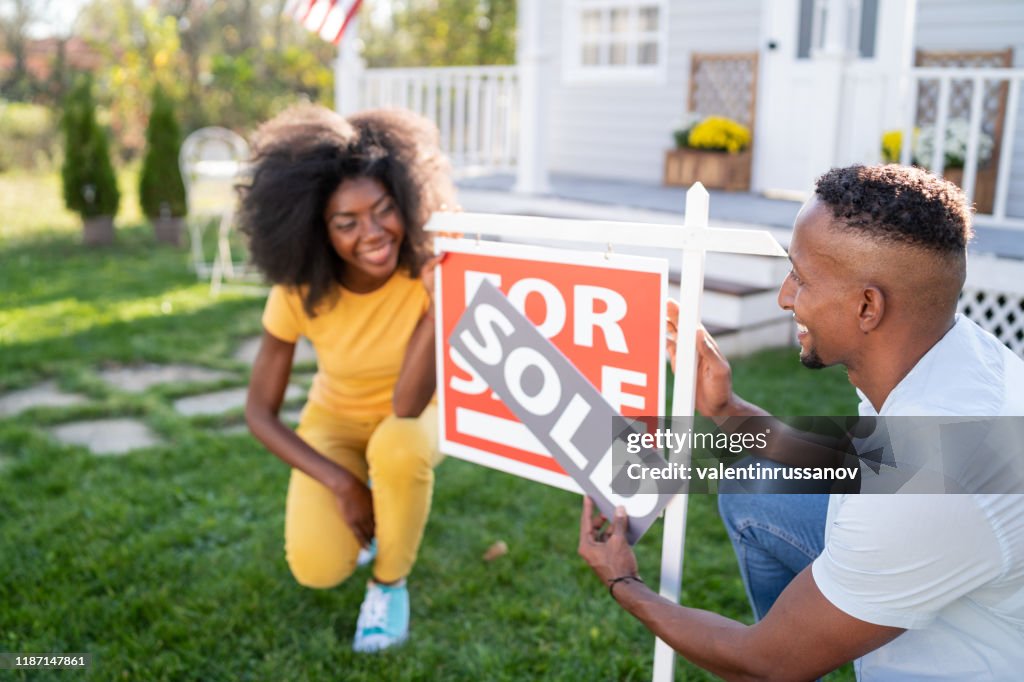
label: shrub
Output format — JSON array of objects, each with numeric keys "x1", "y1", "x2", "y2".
[
  {"x1": 138, "y1": 85, "x2": 187, "y2": 218},
  {"x1": 671, "y1": 113, "x2": 703, "y2": 149},
  {"x1": 681, "y1": 116, "x2": 751, "y2": 154},
  {"x1": 0, "y1": 103, "x2": 59, "y2": 172},
  {"x1": 60, "y1": 76, "x2": 120, "y2": 218}
]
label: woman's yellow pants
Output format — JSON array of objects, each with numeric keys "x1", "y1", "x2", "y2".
[{"x1": 284, "y1": 401, "x2": 442, "y2": 588}]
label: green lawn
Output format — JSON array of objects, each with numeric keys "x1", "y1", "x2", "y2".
[
  {"x1": 0, "y1": 205, "x2": 858, "y2": 680},
  {"x1": 0, "y1": 167, "x2": 144, "y2": 243}
]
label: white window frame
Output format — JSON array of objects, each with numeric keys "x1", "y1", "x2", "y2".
[{"x1": 562, "y1": 0, "x2": 669, "y2": 85}]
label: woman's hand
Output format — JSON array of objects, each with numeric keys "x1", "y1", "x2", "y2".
[
  {"x1": 331, "y1": 476, "x2": 375, "y2": 549},
  {"x1": 392, "y1": 253, "x2": 443, "y2": 417},
  {"x1": 247, "y1": 330, "x2": 380, "y2": 546},
  {"x1": 420, "y1": 252, "x2": 446, "y2": 309}
]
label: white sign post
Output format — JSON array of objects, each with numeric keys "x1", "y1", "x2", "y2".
[{"x1": 426, "y1": 184, "x2": 787, "y2": 681}]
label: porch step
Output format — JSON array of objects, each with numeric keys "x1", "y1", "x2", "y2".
[
  {"x1": 670, "y1": 277, "x2": 790, "y2": 333},
  {"x1": 704, "y1": 249, "x2": 791, "y2": 289},
  {"x1": 454, "y1": 189, "x2": 795, "y2": 356},
  {"x1": 700, "y1": 317, "x2": 796, "y2": 358}
]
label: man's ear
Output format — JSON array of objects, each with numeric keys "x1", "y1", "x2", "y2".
[{"x1": 859, "y1": 286, "x2": 884, "y2": 332}]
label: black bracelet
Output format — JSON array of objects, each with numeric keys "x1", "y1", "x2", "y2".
[{"x1": 608, "y1": 574, "x2": 644, "y2": 599}]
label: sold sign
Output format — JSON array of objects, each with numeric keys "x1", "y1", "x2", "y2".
[
  {"x1": 428, "y1": 198, "x2": 789, "y2": 682},
  {"x1": 434, "y1": 238, "x2": 667, "y2": 519},
  {"x1": 450, "y1": 280, "x2": 675, "y2": 542}
]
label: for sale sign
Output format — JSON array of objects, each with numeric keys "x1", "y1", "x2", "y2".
[{"x1": 434, "y1": 238, "x2": 667, "y2": 494}]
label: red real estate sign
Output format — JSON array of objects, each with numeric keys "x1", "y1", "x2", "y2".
[{"x1": 435, "y1": 238, "x2": 667, "y2": 492}]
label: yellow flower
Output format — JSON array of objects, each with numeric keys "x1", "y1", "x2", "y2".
[
  {"x1": 881, "y1": 128, "x2": 920, "y2": 164},
  {"x1": 686, "y1": 116, "x2": 751, "y2": 154}
]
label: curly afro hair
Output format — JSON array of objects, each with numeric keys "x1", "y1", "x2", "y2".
[
  {"x1": 814, "y1": 164, "x2": 973, "y2": 255},
  {"x1": 238, "y1": 104, "x2": 456, "y2": 316}
]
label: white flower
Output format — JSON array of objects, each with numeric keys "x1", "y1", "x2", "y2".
[{"x1": 914, "y1": 118, "x2": 994, "y2": 169}]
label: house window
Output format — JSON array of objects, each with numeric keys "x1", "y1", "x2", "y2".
[
  {"x1": 797, "y1": 0, "x2": 878, "y2": 60},
  {"x1": 565, "y1": 0, "x2": 668, "y2": 83}
]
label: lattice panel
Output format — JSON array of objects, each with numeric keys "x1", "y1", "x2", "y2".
[
  {"x1": 915, "y1": 50, "x2": 1012, "y2": 139},
  {"x1": 689, "y1": 53, "x2": 758, "y2": 129},
  {"x1": 959, "y1": 288, "x2": 1024, "y2": 358}
]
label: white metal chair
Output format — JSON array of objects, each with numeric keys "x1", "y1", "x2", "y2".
[{"x1": 179, "y1": 126, "x2": 261, "y2": 295}]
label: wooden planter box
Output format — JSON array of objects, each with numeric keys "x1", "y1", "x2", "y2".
[
  {"x1": 942, "y1": 166, "x2": 996, "y2": 215},
  {"x1": 663, "y1": 148, "x2": 752, "y2": 191},
  {"x1": 153, "y1": 216, "x2": 185, "y2": 247},
  {"x1": 83, "y1": 216, "x2": 115, "y2": 246}
]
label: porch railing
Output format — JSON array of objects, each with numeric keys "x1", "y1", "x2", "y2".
[
  {"x1": 360, "y1": 65, "x2": 520, "y2": 174},
  {"x1": 900, "y1": 67, "x2": 1024, "y2": 230}
]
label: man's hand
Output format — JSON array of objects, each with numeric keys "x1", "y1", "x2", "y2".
[
  {"x1": 578, "y1": 497, "x2": 639, "y2": 585},
  {"x1": 666, "y1": 299, "x2": 735, "y2": 417},
  {"x1": 695, "y1": 325, "x2": 735, "y2": 417},
  {"x1": 332, "y1": 478, "x2": 375, "y2": 549}
]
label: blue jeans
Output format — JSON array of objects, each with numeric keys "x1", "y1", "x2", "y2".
[{"x1": 718, "y1": 492, "x2": 829, "y2": 621}]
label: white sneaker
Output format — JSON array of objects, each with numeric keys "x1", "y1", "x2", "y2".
[
  {"x1": 352, "y1": 579, "x2": 409, "y2": 653},
  {"x1": 356, "y1": 538, "x2": 377, "y2": 567}
]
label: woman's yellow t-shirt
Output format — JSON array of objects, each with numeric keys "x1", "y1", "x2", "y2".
[{"x1": 261, "y1": 272, "x2": 430, "y2": 417}]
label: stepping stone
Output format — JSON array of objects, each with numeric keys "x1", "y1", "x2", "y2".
[
  {"x1": 49, "y1": 418, "x2": 163, "y2": 456},
  {"x1": 281, "y1": 407, "x2": 304, "y2": 425},
  {"x1": 234, "y1": 336, "x2": 316, "y2": 366},
  {"x1": 220, "y1": 423, "x2": 251, "y2": 436},
  {"x1": 219, "y1": 407, "x2": 303, "y2": 437},
  {"x1": 173, "y1": 385, "x2": 305, "y2": 417},
  {"x1": 0, "y1": 381, "x2": 88, "y2": 417},
  {"x1": 219, "y1": 406, "x2": 303, "y2": 437},
  {"x1": 97, "y1": 363, "x2": 233, "y2": 393}
]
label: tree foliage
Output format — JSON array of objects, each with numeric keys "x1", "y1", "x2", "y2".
[
  {"x1": 0, "y1": 0, "x2": 50, "y2": 100},
  {"x1": 139, "y1": 84, "x2": 187, "y2": 219},
  {"x1": 361, "y1": 0, "x2": 516, "y2": 68},
  {"x1": 8, "y1": 0, "x2": 515, "y2": 164},
  {"x1": 61, "y1": 75, "x2": 120, "y2": 219},
  {"x1": 73, "y1": 0, "x2": 335, "y2": 157}
]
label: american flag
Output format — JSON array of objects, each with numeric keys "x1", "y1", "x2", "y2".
[{"x1": 284, "y1": 0, "x2": 364, "y2": 46}]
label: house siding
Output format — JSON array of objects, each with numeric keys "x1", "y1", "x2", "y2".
[
  {"x1": 914, "y1": 0, "x2": 1024, "y2": 219},
  {"x1": 545, "y1": 0, "x2": 762, "y2": 184},
  {"x1": 539, "y1": 0, "x2": 1023, "y2": 218}
]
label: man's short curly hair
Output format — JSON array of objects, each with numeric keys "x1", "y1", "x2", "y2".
[
  {"x1": 239, "y1": 104, "x2": 456, "y2": 316},
  {"x1": 814, "y1": 164, "x2": 973, "y2": 255}
]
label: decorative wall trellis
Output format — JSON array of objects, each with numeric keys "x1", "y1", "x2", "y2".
[
  {"x1": 688, "y1": 52, "x2": 758, "y2": 129},
  {"x1": 959, "y1": 288, "x2": 1024, "y2": 358},
  {"x1": 912, "y1": 49, "x2": 1014, "y2": 216},
  {"x1": 915, "y1": 49, "x2": 1013, "y2": 139}
]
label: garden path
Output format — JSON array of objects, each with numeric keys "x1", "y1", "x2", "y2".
[{"x1": 0, "y1": 337, "x2": 315, "y2": 455}]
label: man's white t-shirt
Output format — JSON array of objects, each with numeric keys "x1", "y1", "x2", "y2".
[{"x1": 811, "y1": 316, "x2": 1024, "y2": 680}]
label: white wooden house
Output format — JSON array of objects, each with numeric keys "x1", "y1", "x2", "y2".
[
  {"x1": 340, "y1": 0, "x2": 1023, "y2": 224},
  {"x1": 334, "y1": 0, "x2": 1024, "y2": 356}
]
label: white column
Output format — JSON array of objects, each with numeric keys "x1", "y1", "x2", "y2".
[
  {"x1": 878, "y1": 0, "x2": 918, "y2": 130},
  {"x1": 833, "y1": 0, "x2": 918, "y2": 166},
  {"x1": 807, "y1": 0, "x2": 854, "y2": 173},
  {"x1": 335, "y1": 17, "x2": 364, "y2": 116},
  {"x1": 514, "y1": 0, "x2": 550, "y2": 195}
]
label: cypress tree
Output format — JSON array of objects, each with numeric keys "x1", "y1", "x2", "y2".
[
  {"x1": 139, "y1": 85, "x2": 187, "y2": 220},
  {"x1": 60, "y1": 75, "x2": 120, "y2": 221}
]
